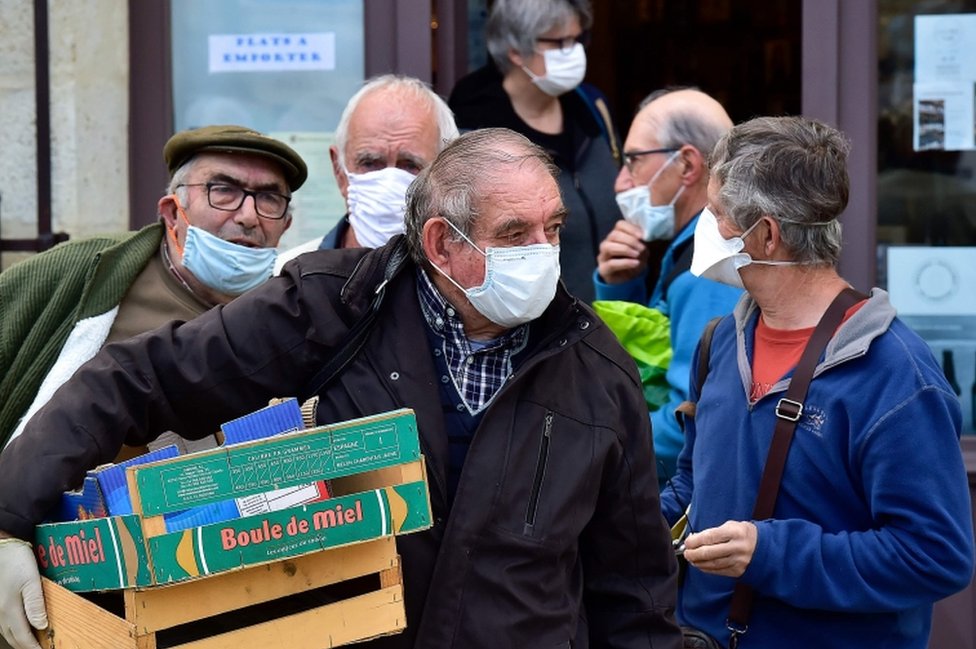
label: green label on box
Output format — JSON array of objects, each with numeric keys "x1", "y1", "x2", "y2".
[
  {"x1": 34, "y1": 515, "x2": 151, "y2": 591},
  {"x1": 135, "y1": 409, "x2": 421, "y2": 516},
  {"x1": 148, "y1": 480, "x2": 430, "y2": 583}
]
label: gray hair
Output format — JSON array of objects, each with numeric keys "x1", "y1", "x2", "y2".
[
  {"x1": 639, "y1": 86, "x2": 730, "y2": 161},
  {"x1": 404, "y1": 128, "x2": 559, "y2": 264},
  {"x1": 709, "y1": 116, "x2": 850, "y2": 266},
  {"x1": 486, "y1": 0, "x2": 593, "y2": 75},
  {"x1": 167, "y1": 157, "x2": 200, "y2": 204},
  {"x1": 164, "y1": 155, "x2": 295, "y2": 219},
  {"x1": 334, "y1": 74, "x2": 459, "y2": 168}
]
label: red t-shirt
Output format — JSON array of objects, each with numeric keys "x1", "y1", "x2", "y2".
[{"x1": 749, "y1": 301, "x2": 866, "y2": 402}]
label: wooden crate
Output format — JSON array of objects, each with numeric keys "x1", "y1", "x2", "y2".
[{"x1": 33, "y1": 410, "x2": 430, "y2": 648}]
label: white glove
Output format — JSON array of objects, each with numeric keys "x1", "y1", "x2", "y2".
[{"x1": 0, "y1": 537, "x2": 46, "y2": 649}]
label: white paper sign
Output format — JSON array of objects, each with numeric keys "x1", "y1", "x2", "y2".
[
  {"x1": 913, "y1": 15, "x2": 976, "y2": 151},
  {"x1": 209, "y1": 33, "x2": 336, "y2": 73},
  {"x1": 887, "y1": 247, "x2": 976, "y2": 316},
  {"x1": 913, "y1": 82, "x2": 976, "y2": 150}
]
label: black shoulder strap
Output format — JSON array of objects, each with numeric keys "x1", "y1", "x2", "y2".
[
  {"x1": 725, "y1": 288, "x2": 867, "y2": 648},
  {"x1": 673, "y1": 315, "x2": 723, "y2": 427},
  {"x1": 694, "y1": 315, "x2": 722, "y2": 397},
  {"x1": 298, "y1": 238, "x2": 410, "y2": 402}
]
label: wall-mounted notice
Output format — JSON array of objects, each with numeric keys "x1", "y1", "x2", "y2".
[
  {"x1": 913, "y1": 14, "x2": 976, "y2": 151},
  {"x1": 209, "y1": 33, "x2": 336, "y2": 73},
  {"x1": 887, "y1": 247, "x2": 976, "y2": 316}
]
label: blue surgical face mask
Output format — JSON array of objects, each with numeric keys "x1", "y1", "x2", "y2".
[
  {"x1": 170, "y1": 197, "x2": 277, "y2": 296},
  {"x1": 181, "y1": 226, "x2": 277, "y2": 295},
  {"x1": 614, "y1": 151, "x2": 684, "y2": 241}
]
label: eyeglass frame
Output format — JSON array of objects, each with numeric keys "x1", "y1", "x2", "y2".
[
  {"x1": 622, "y1": 147, "x2": 681, "y2": 174},
  {"x1": 535, "y1": 30, "x2": 591, "y2": 54},
  {"x1": 176, "y1": 182, "x2": 292, "y2": 220}
]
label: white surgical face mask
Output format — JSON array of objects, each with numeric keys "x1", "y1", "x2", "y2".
[
  {"x1": 614, "y1": 151, "x2": 685, "y2": 241},
  {"x1": 345, "y1": 166, "x2": 416, "y2": 248},
  {"x1": 690, "y1": 208, "x2": 801, "y2": 289},
  {"x1": 523, "y1": 43, "x2": 587, "y2": 97},
  {"x1": 433, "y1": 220, "x2": 561, "y2": 328}
]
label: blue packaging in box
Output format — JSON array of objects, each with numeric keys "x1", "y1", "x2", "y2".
[
  {"x1": 46, "y1": 475, "x2": 106, "y2": 522},
  {"x1": 96, "y1": 445, "x2": 180, "y2": 515},
  {"x1": 221, "y1": 397, "x2": 304, "y2": 444}
]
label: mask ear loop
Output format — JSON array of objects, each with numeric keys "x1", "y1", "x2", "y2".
[
  {"x1": 428, "y1": 218, "x2": 489, "y2": 294},
  {"x1": 441, "y1": 217, "x2": 487, "y2": 256},
  {"x1": 745, "y1": 215, "x2": 837, "y2": 267},
  {"x1": 648, "y1": 150, "x2": 685, "y2": 207},
  {"x1": 166, "y1": 193, "x2": 193, "y2": 257}
]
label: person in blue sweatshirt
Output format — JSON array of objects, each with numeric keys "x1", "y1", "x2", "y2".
[
  {"x1": 594, "y1": 88, "x2": 741, "y2": 485},
  {"x1": 661, "y1": 115, "x2": 974, "y2": 648}
]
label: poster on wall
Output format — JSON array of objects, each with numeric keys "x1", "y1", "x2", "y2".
[
  {"x1": 171, "y1": 0, "x2": 363, "y2": 250},
  {"x1": 913, "y1": 14, "x2": 976, "y2": 151}
]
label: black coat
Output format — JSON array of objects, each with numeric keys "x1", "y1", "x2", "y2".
[{"x1": 0, "y1": 238, "x2": 681, "y2": 648}]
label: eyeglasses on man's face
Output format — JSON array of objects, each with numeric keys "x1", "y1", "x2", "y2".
[
  {"x1": 177, "y1": 182, "x2": 291, "y2": 220},
  {"x1": 536, "y1": 30, "x2": 591, "y2": 54},
  {"x1": 622, "y1": 147, "x2": 680, "y2": 174}
]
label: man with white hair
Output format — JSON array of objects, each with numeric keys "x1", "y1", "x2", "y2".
[{"x1": 277, "y1": 75, "x2": 458, "y2": 268}]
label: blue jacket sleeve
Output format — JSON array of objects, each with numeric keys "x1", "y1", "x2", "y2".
[
  {"x1": 651, "y1": 275, "x2": 741, "y2": 479},
  {"x1": 593, "y1": 269, "x2": 648, "y2": 305}
]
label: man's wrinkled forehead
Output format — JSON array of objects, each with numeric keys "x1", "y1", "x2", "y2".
[{"x1": 345, "y1": 89, "x2": 440, "y2": 168}]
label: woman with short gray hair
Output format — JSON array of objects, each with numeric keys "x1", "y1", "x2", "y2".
[{"x1": 448, "y1": 0, "x2": 621, "y2": 304}]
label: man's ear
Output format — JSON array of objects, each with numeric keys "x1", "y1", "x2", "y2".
[
  {"x1": 760, "y1": 216, "x2": 782, "y2": 256},
  {"x1": 422, "y1": 217, "x2": 452, "y2": 267},
  {"x1": 158, "y1": 193, "x2": 179, "y2": 229},
  {"x1": 330, "y1": 145, "x2": 349, "y2": 201},
  {"x1": 679, "y1": 145, "x2": 706, "y2": 186}
]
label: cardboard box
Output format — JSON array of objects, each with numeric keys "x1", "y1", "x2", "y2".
[
  {"x1": 33, "y1": 408, "x2": 430, "y2": 648},
  {"x1": 35, "y1": 408, "x2": 428, "y2": 591}
]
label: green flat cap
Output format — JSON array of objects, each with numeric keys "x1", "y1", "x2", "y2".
[{"x1": 163, "y1": 125, "x2": 308, "y2": 191}]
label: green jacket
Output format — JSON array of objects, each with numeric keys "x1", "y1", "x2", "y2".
[{"x1": 0, "y1": 223, "x2": 163, "y2": 447}]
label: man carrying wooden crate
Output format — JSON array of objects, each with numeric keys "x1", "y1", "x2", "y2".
[{"x1": 0, "y1": 128, "x2": 682, "y2": 649}]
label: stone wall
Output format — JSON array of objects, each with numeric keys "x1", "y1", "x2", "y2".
[{"x1": 0, "y1": 0, "x2": 129, "y2": 270}]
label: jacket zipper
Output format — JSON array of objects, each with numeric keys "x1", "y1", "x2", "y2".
[{"x1": 524, "y1": 410, "x2": 554, "y2": 532}]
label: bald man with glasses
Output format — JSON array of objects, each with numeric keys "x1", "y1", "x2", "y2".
[{"x1": 594, "y1": 88, "x2": 742, "y2": 485}]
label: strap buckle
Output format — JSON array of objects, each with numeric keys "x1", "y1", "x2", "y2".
[
  {"x1": 726, "y1": 620, "x2": 748, "y2": 649},
  {"x1": 775, "y1": 397, "x2": 803, "y2": 422}
]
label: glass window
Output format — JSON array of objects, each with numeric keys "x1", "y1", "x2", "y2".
[
  {"x1": 171, "y1": 0, "x2": 365, "y2": 249},
  {"x1": 878, "y1": 0, "x2": 976, "y2": 433}
]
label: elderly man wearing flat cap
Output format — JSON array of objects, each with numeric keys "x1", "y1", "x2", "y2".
[{"x1": 0, "y1": 125, "x2": 307, "y2": 452}]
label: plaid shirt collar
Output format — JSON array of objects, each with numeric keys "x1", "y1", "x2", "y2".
[{"x1": 416, "y1": 268, "x2": 528, "y2": 414}]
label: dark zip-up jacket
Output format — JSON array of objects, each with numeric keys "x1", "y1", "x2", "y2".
[{"x1": 0, "y1": 238, "x2": 681, "y2": 649}]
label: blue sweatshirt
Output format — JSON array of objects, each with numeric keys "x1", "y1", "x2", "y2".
[
  {"x1": 661, "y1": 289, "x2": 974, "y2": 648},
  {"x1": 594, "y1": 215, "x2": 741, "y2": 482}
]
